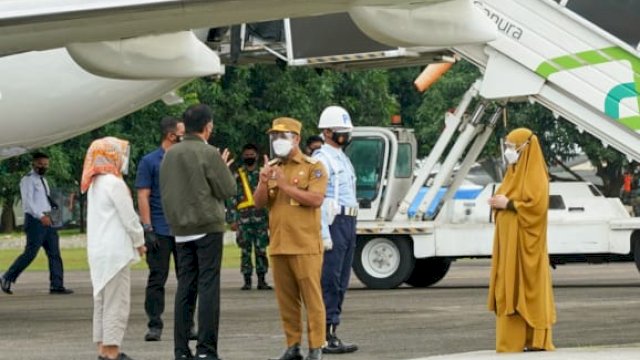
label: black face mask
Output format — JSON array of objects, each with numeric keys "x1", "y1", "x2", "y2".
[
  {"x1": 35, "y1": 167, "x2": 47, "y2": 176},
  {"x1": 243, "y1": 157, "x2": 257, "y2": 166},
  {"x1": 331, "y1": 131, "x2": 352, "y2": 147}
]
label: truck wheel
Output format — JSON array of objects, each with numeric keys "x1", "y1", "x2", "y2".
[
  {"x1": 353, "y1": 236, "x2": 415, "y2": 289},
  {"x1": 405, "y1": 257, "x2": 451, "y2": 288},
  {"x1": 634, "y1": 236, "x2": 640, "y2": 273}
]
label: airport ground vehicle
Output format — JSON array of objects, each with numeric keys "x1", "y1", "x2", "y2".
[
  {"x1": 219, "y1": 1, "x2": 640, "y2": 288},
  {"x1": 346, "y1": 108, "x2": 640, "y2": 288}
]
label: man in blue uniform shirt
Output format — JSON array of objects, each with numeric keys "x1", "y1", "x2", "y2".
[
  {"x1": 1, "y1": 152, "x2": 72, "y2": 295},
  {"x1": 313, "y1": 106, "x2": 359, "y2": 354},
  {"x1": 136, "y1": 116, "x2": 195, "y2": 342}
]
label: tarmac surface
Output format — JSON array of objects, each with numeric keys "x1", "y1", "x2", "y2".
[{"x1": 1, "y1": 259, "x2": 639, "y2": 360}]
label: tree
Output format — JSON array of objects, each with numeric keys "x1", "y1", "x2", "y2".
[
  {"x1": 0, "y1": 156, "x2": 30, "y2": 232},
  {"x1": 412, "y1": 61, "x2": 482, "y2": 157},
  {"x1": 1, "y1": 59, "x2": 628, "y2": 233}
]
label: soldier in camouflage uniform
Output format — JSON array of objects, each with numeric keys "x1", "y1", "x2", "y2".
[{"x1": 226, "y1": 144, "x2": 272, "y2": 290}]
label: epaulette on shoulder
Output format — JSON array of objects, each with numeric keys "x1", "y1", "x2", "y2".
[{"x1": 303, "y1": 155, "x2": 318, "y2": 164}]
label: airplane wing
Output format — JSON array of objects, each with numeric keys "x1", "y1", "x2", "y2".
[
  {"x1": 0, "y1": 0, "x2": 496, "y2": 158},
  {"x1": 0, "y1": 0, "x2": 494, "y2": 56}
]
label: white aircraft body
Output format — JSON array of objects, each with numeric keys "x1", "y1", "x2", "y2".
[{"x1": 0, "y1": 0, "x2": 496, "y2": 158}]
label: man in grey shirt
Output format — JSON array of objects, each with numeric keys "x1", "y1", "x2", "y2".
[{"x1": 0, "y1": 152, "x2": 73, "y2": 295}]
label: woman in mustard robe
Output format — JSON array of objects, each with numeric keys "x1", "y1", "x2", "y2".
[{"x1": 487, "y1": 128, "x2": 556, "y2": 352}]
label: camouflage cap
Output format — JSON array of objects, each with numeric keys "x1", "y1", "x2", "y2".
[{"x1": 267, "y1": 117, "x2": 302, "y2": 135}]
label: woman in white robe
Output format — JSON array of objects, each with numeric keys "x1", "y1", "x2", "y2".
[{"x1": 81, "y1": 137, "x2": 146, "y2": 360}]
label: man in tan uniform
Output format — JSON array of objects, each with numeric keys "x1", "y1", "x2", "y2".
[{"x1": 254, "y1": 117, "x2": 328, "y2": 360}]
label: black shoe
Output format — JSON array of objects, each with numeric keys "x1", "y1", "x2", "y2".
[
  {"x1": 257, "y1": 275, "x2": 272, "y2": 290},
  {"x1": 195, "y1": 354, "x2": 221, "y2": 360},
  {"x1": 50, "y1": 287, "x2": 74, "y2": 295},
  {"x1": 175, "y1": 353, "x2": 194, "y2": 360},
  {"x1": 144, "y1": 328, "x2": 162, "y2": 341},
  {"x1": 241, "y1": 275, "x2": 252, "y2": 290},
  {"x1": 0, "y1": 275, "x2": 12, "y2": 295},
  {"x1": 305, "y1": 348, "x2": 322, "y2": 360},
  {"x1": 269, "y1": 343, "x2": 303, "y2": 360},
  {"x1": 101, "y1": 353, "x2": 135, "y2": 360},
  {"x1": 524, "y1": 347, "x2": 546, "y2": 352},
  {"x1": 323, "y1": 325, "x2": 358, "y2": 354},
  {"x1": 189, "y1": 327, "x2": 198, "y2": 341},
  {"x1": 323, "y1": 335, "x2": 358, "y2": 354}
]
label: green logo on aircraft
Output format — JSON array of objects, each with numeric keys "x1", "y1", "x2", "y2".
[{"x1": 536, "y1": 47, "x2": 640, "y2": 130}]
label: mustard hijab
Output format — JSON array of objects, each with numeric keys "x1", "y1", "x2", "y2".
[{"x1": 488, "y1": 128, "x2": 556, "y2": 329}]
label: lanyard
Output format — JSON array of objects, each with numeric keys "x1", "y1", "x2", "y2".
[{"x1": 39, "y1": 176, "x2": 58, "y2": 209}]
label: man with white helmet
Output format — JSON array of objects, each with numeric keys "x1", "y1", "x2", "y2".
[{"x1": 313, "y1": 105, "x2": 359, "y2": 354}]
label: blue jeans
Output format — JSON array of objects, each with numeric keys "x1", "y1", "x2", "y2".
[{"x1": 4, "y1": 213, "x2": 64, "y2": 289}]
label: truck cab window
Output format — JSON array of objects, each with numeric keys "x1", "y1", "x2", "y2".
[
  {"x1": 346, "y1": 137, "x2": 385, "y2": 201},
  {"x1": 395, "y1": 143, "x2": 412, "y2": 178}
]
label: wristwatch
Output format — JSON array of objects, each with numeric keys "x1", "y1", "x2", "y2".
[{"x1": 142, "y1": 223, "x2": 153, "y2": 232}]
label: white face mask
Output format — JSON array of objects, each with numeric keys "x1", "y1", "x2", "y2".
[
  {"x1": 504, "y1": 148, "x2": 519, "y2": 165},
  {"x1": 504, "y1": 141, "x2": 528, "y2": 165},
  {"x1": 272, "y1": 139, "x2": 293, "y2": 158}
]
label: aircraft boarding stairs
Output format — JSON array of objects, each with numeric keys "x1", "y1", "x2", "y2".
[
  {"x1": 398, "y1": 0, "x2": 640, "y2": 221},
  {"x1": 208, "y1": 1, "x2": 640, "y2": 222},
  {"x1": 454, "y1": 0, "x2": 640, "y2": 161}
]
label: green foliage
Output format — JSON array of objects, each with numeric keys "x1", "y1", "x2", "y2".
[
  {"x1": 0, "y1": 243, "x2": 243, "y2": 271},
  {"x1": 413, "y1": 61, "x2": 481, "y2": 157},
  {"x1": 0, "y1": 58, "x2": 630, "y2": 229}
]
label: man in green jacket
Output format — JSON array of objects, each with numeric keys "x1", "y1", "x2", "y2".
[{"x1": 160, "y1": 104, "x2": 236, "y2": 360}]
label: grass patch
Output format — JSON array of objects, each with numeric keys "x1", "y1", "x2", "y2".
[{"x1": 0, "y1": 244, "x2": 242, "y2": 272}]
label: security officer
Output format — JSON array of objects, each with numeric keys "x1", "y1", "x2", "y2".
[
  {"x1": 314, "y1": 106, "x2": 359, "y2": 354},
  {"x1": 254, "y1": 117, "x2": 328, "y2": 360},
  {"x1": 226, "y1": 143, "x2": 272, "y2": 290},
  {"x1": 1, "y1": 152, "x2": 73, "y2": 295}
]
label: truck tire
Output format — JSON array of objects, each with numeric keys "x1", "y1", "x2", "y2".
[
  {"x1": 634, "y1": 236, "x2": 640, "y2": 273},
  {"x1": 353, "y1": 236, "x2": 415, "y2": 289},
  {"x1": 404, "y1": 257, "x2": 451, "y2": 288}
]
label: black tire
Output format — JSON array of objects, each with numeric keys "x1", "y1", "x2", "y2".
[
  {"x1": 352, "y1": 236, "x2": 415, "y2": 289},
  {"x1": 634, "y1": 235, "x2": 640, "y2": 273},
  {"x1": 405, "y1": 257, "x2": 451, "y2": 288}
]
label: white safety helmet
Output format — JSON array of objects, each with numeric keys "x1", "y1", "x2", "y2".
[{"x1": 318, "y1": 106, "x2": 353, "y2": 131}]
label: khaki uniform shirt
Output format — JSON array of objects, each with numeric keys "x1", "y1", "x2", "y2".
[{"x1": 267, "y1": 151, "x2": 328, "y2": 255}]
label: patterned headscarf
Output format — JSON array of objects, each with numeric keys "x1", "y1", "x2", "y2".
[{"x1": 81, "y1": 137, "x2": 130, "y2": 193}]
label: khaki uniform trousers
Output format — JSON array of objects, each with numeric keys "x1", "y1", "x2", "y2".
[{"x1": 271, "y1": 254, "x2": 326, "y2": 349}]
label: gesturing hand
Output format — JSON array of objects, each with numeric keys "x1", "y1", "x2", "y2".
[
  {"x1": 273, "y1": 166, "x2": 288, "y2": 189},
  {"x1": 221, "y1": 148, "x2": 235, "y2": 167},
  {"x1": 259, "y1": 155, "x2": 272, "y2": 183}
]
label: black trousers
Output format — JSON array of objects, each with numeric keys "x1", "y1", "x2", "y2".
[
  {"x1": 4, "y1": 214, "x2": 64, "y2": 288},
  {"x1": 145, "y1": 233, "x2": 196, "y2": 330},
  {"x1": 322, "y1": 215, "x2": 357, "y2": 326},
  {"x1": 174, "y1": 233, "x2": 223, "y2": 358}
]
